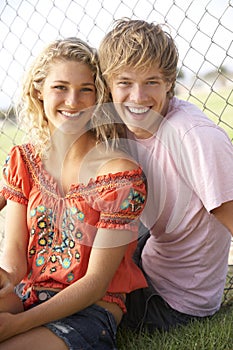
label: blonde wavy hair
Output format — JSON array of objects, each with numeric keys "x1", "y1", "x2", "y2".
[
  {"x1": 98, "y1": 18, "x2": 179, "y2": 99},
  {"x1": 17, "y1": 37, "x2": 121, "y2": 155}
]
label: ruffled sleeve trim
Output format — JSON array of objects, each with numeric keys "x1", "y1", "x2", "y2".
[
  {"x1": 1, "y1": 186, "x2": 28, "y2": 205},
  {"x1": 89, "y1": 166, "x2": 144, "y2": 185},
  {"x1": 1, "y1": 145, "x2": 34, "y2": 204},
  {"x1": 78, "y1": 166, "x2": 147, "y2": 231}
]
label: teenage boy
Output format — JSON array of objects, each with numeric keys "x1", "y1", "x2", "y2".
[{"x1": 98, "y1": 18, "x2": 233, "y2": 332}]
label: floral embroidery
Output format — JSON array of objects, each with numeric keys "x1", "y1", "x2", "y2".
[
  {"x1": 50, "y1": 255, "x2": 57, "y2": 263},
  {"x1": 36, "y1": 256, "x2": 45, "y2": 266},
  {"x1": 28, "y1": 204, "x2": 84, "y2": 277},
  {"x1": 120, "y1": 188, "x2": 145, "y2": 211},
  {"x1": 67, "y1": 272, "x2": 74, "y2": 282},
  {"x1": 38, "y1": 237, "x2": 47, "y2": 246},
  {"x1": 75, "y1": 231, "x2": 83, "y2": 240},
  {"x1": 62, "y1": 258, "x2": 71, "y2": 269},
  {"x1": 77, "y1": 212, "x2": 85, "y2": 221},
  {"x1": 75, "y1": 251, "x2": 81, "y2": 260},
  {"x1": 50, "y1": 267, "x2": 57, "y2": 273},
  {"x1": 29, "y1": 247, "x2": 36, "y2": 256}
]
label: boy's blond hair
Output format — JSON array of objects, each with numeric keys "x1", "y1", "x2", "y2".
[{"x1": 99, "y1": 18, "x2": 179, "y2": 98}]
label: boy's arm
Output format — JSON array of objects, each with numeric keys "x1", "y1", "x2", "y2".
[{"x1": 211, "y1": 200, "x2": 233, "y2": 237}]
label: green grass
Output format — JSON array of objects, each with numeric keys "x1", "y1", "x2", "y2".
[
  {"x1": 178, "y1": 88, "x2": 233, "y2": 140},
  {"x1": 117, "y1": 303, "x2": 233, "y2": 350}
]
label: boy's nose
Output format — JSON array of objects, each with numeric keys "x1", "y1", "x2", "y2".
[{"x1": 130, "y1": 84, "x2": 147, "y2": 103}]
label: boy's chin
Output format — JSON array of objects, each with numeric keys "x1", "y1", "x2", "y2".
[{"x1": 127, "y1": 124, "x2": 153, "y2": 139}]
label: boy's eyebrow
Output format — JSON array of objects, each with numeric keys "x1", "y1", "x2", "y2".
[
  {"x1": 147, "y1": 75, "x2": 163, "y2": 80},
  {"x1": 114, "y1": 76, "x2": 131, "y2": 80},
  {"x1": 115, "y1": 75, "x2": 163, "y2": 80}
]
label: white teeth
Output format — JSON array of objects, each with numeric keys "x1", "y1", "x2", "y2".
[
  {"x1": 128, "y1": 107, "x2": 150, "y2": 114},
  {"x1": 61, "y1": 111, "x2": 80, "y2": 118}
]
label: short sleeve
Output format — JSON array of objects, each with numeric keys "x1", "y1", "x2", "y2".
[
  {"x1": 180, "y1": 125, "x2": 233, "y2": 211},
  {"x1": 84, "y1": 167, "x2": 147, "y2": 231},
  {"x1": 2, "y1": 145, "x2": 31, "y2": 204}
]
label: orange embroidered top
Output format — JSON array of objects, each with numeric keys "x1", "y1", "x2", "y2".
[{"x1": 2, "y1": 144, "x2": 147, "y2": 312}]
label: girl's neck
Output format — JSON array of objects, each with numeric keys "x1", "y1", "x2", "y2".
[
  {"x1": 43, "y1": 130, "x2": 97, "y2": 195},
  {"x1": 50, "y1": 129, "x2": 96, "y2": 160}
]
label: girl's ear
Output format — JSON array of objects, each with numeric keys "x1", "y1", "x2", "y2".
[{"x1": 37, "y1": 90, "x2": 43, "y2": 100}]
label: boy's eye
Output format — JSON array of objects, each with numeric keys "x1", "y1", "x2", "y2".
[
  {"x1": 147, "y1": 81, "x2": 159, "y2": 85},
  {"x1": 81, "y1": 87, "x2": 95, "y2": 92}
]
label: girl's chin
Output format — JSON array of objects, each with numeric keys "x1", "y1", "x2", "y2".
[
  {"x1": 49, "y1": 123, "x2": 87, "y2": 137},
  {"x1": 59, "y1": 126, "x2": 86, "y2": 135}
]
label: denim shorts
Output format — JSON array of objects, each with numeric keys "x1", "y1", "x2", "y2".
[
  {"x1": 45, "y1": 303, "x2": 117, "y2": 350},
  {"x1": 22, "y1": 289, "x2": 118, "y2": 350}
]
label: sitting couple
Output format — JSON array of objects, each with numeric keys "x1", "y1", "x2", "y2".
[{"x1": 0, "y1": 18, "x2": 233, "y2": 349}]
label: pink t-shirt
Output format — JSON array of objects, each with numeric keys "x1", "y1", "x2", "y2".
[{"x1": 128, "y1": 97, "x2": 233, "y2": 317}]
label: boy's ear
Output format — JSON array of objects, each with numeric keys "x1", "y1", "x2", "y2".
[
  {"x1": 166, "y1": 80, "x2": 173, "y2": 92},
  {"x1": 107, "y1": 86, "x2": 112, "y2": 101}
]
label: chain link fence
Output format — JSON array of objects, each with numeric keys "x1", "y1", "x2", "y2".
[{"x1": 0, "y1": 0, "x2": 233, "y2": 302}]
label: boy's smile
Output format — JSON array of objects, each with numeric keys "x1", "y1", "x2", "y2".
[{"x1": 110, "y1": 66, "x2": 171, "y2": 138}]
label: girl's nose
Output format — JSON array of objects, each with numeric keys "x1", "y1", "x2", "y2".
[{"x1": 65, "y1": 91, "x2": 79, "y2": 107}]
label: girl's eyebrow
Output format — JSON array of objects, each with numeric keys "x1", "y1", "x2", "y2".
[
  {"x1": 52, "y1": 80, "x2": 70, "y2": 84},
  {"x1": 52, "y1": 80, "x2": 95, "y2": 86}
]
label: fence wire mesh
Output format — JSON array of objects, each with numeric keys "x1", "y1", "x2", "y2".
[{"x1": 0, "y1": 0, "x2": 233, "y2": 302}]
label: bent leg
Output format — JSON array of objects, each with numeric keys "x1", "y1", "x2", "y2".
[
  {"x1": 121, "y1": 284, "x2": 204, "y2": 333},
  {"x1": 0, "y1": 326, "x2": 68, "y2": 350}
]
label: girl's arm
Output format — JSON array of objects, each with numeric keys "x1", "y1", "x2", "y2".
[
  {"x1": 0, "y1": 200, "x2": 28, "y2": 295},
  {"x1": 0, "y1": 227, "x2": 129, "y2": 340},
  {"x1": 0, "y1": 194, "x2": 6, "y2": 211},
  {"x1": 0, "y1": 179, "x2": 7, "y2": 211}
]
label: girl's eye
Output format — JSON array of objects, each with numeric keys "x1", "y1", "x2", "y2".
[
  {"x1": 118, "y1": 81, "x2": 131, "y2": 86},
  {"x1": 53, "y1": 85, "x2": 66, "y2": 90}
]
